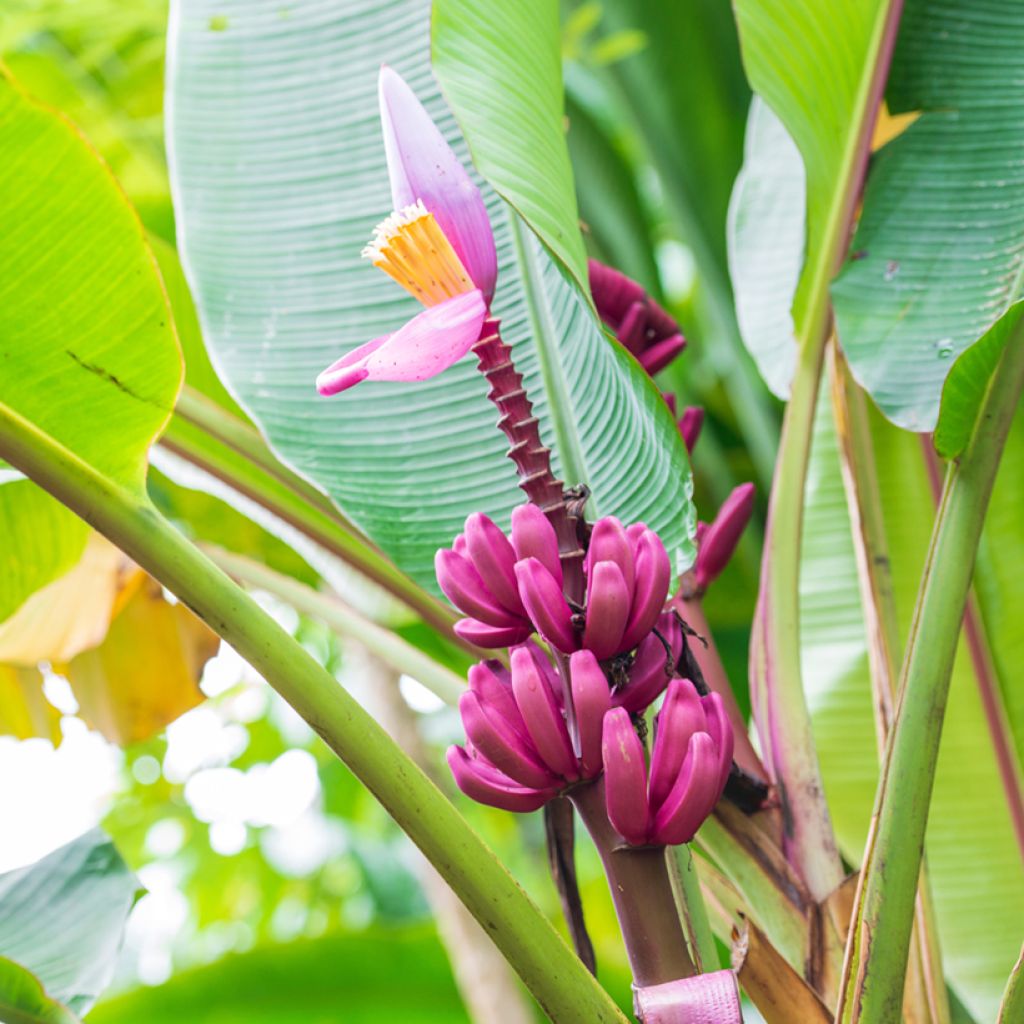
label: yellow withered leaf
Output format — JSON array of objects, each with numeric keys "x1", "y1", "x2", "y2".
[
  {"x1": 0, "y1": 534, "x2": 128, "y2": 665},
  {"x1": 65, "y1": 572, "x2": 219, "y2": 746},
  {"x1": 0, "y1": 664, "x2": 60, "y2": 746}
]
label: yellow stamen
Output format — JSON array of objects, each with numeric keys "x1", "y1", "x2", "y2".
[{"x1": 362, "y1": 199, "x2": 474, "y2": 306}]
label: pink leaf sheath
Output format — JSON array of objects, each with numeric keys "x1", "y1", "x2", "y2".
[
  {"x1": 464, "y1": 512, "x2": 526, "y2": 616},
  {"x1": 377, "y1": 66, "x2": 497, "y2": 300},
  {"x1": 458, "y1": 691, "x2": 557, "y2": 790},
  {"x1": 510, "y1": 503, "x2": 564, "y2": 588},
  {"x1": 454, "y1": 618, "x2": 531, "y2": 648},
  {"x1": 602, "y1": 708, "x2": 651, "y2": 845},
  {"x1": 446, "y1": 747, "x2": 554, "y2": 813},
  {"x1": 570, "y1": 650, "x2": 612, "y2": 778},
  {"x1": 316, "y1": 290, "x2": 486, "y2": 395},
  {"x1": 583, "y1": 561, "x2": 631, "y2": 660},
  {"x1": 510, "y1": 646, "x2": 578, "y2": 780},
  {"x1": 633, "y1": 971, "x2": 743, "y2": 1024},
  {"x1": 514, "y1": 558, "x2": 578, "y2": 653},
  {"x1": 647, "y1": 679, "x2": 709, "y2": 811}
]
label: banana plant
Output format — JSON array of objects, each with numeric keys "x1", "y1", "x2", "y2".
[{"x1": 1, "y1": 0, "x2": 1023, "y2": 1022}]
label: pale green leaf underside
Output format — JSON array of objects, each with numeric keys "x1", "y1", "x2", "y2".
[
  {"x1": 0, "y1": 830, "x2": 138, "y2": 1015},
  {"x1": 726, "y1": 97, "x2": 803, "y2": 399},
  {"x1": 832, "y1": 0, "x2": 1024, "y2": 431},
  {"x1": 167, "y1": 0, "x2": 695, "y2": 591},
  {"x1": 801, "y1": 398, "x2": 1024, "y2": 1019},
  {"x1": 732, "y1": 0, "x2": 889, "y2": 334},
  {"x1": 432, "y1": 0, "x2": 590, "y2": 295},
  {"x1": 0, "y1": 72, "x2": 181, "y2": 495},
  {"x1": 0, "y1": 481, "x2": 89, "y2": 624}
]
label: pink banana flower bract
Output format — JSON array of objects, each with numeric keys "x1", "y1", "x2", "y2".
[{"x1": 316, "y1": 67, "x2": 497, "y2": 396}]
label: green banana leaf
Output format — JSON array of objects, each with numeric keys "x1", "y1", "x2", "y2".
[
  {"x1": 832, "y1": 0, "x2": 1024, "y2": 431},
  {"x1": 166, "y1": 0, "x2": 695, "y2": 593}
]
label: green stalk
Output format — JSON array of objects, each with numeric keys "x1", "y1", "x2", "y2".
[
  {"x1": 837, "y1": 331, "x2": 1024, "y2": 1022},
  {"x1": 160, "y1": 407, "x2": 465, "y2": 646},
  {"x1": 0, "y1": 406, "x2": 629, "y2": 1024},
  {"x1": 175, "y1": 386, "x2": 346, "y2": 521},
  {"x1": 666, "y1": 844, "x2": 721, "y2": 972},
  {"x1": 747, "y1": 0, "x2": 905, "y2": 903},
  {"x1": 828, "y1": 346, "x2": 950, "y2": 1024},
  {"x1": 203, "y1": 545, "x2": 465, "y2": 706}
]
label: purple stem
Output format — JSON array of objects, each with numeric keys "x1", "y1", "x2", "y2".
[
  {"x1": 472, "y1": 318, "x2": 585, "y2": 606},
  {"x1": 570, "y1": 779, "x2": 695, "y2": 988}
]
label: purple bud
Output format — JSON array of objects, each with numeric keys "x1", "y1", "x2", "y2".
[
  {"x1": 511, "y1": 646, "x2": 578, "y2": 780},
  {"x1": 612, "y1": 613, "x2": 682, "y2": 714},
  {"x1": 514, "y1": 557, "x2": 578, "y2": 653},
  {"x1": 583, "y1": 561, "x2": 631, "y2": 660},
  {"x1": 510, "y1": 504, "x2": 563, "y2": 588},
  {"x1": 447, "y1": 746, "x2": 554, "y2": 812},
  {"x1": 464, "y1": 512, "x2": 527, "y2": 617},
  {"x1": 435, "y1": 549, "x2": 523, "y2": 628},
  {"x1": 619, "y1": 529, "x2": 672, "y2": 652},
  {"x1": 695, "y1": 482, "x2": 755, "y2": 591},
  {"x1": 648, "y1": 679, "x2": 708, "y2": 811},
  {"x1": 585, "y1": 516, "x2": 635, "y2": 592},
  {"x1": 639, "y1": 333, "x2": 686, "y2": 375},
  {"x1": 663, "y1": 392, "x2": 678, "y2": 417},
  {"x1": 602, "y1": 708, "x2": 651, "y2": 845},
  {"x1": 589, "y1": 259, "x2": 644, "y2": 322},
  {"x1": 616, "y1": 300, "x2": 647, "y2": 353},
  {"x1": 651, "y1": 732, "x2": 720, "y2": 845},
  {"x1": 570, "y1": 650, "x2": 612, "y2": 778},
  {"x1": 454, "y1": 619, "x2": 532, "y2": 648},
  {"x1": 459, "y1": 691, "x2": 557, "y2": 790},
  {"x1": 678, "y1": 406, "x2": 704, "y2": 454}
]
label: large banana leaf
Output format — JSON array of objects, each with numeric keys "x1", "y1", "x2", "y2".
[
  {"x1": 166, "y1": 0, "x2": 695, "y2": 593},
  {"x1": 0, "y1": 830, "x2": 138, "y2": 1015},
  {"x1": 0, "y1": 69, "x2": 181, "y2": 496},
  {"x1": 732, "y1": 0, "x2": 898, "y2": 361},
  {"x1": 801, "y1": 399, "x2": 1024, "y2": 1019},
  {"x1": 832, "y1": 0, "x2": 1024, "y2": 431}
]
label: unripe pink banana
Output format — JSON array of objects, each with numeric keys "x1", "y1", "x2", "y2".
[
  {"x1": 447, "y1": 747, "x2": 554, "y2": 812},
  {"x1": 583, "y1": 560, "x2": 631, "y2": 660},
  {"x1": 510, "y1": 646, "x2": 578, "y2": 780},
  {"x1": 602, "y1": 708, "x2": 651, "y2": 845},
  {"x1": 514, "y1": 557, "x2": 578, "y2": 653},
  {"x1": 569, "y1": 650, "x2": 612, "y2": 778}
]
